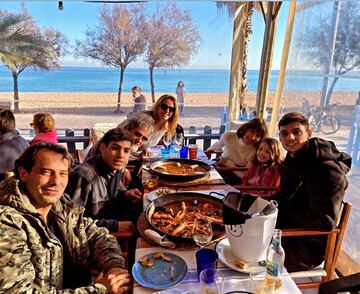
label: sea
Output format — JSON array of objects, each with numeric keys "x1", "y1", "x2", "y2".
[{"x1": 0, "y1": 66, "x2": 359, "y2": 93}]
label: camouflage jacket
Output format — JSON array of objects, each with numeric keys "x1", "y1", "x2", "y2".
[{"x1": 0, "y1": 178, "x2": 125, "y2": 293}]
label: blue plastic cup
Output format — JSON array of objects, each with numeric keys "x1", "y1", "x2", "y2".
[
  {"x1": 161, "y1": 147, "x2": 170, "y2": 160},
  {"x1": 196, "y1": 248, "x2": 219, "y2": 279},
  {"x1": 179, "y1": 146, "x2": 188, "y2": 159}
]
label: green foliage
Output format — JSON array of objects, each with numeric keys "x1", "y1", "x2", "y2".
[
  {"x1": 300, "y1": 2, "x2": 360, "y2": 102},
  {"x1": 0, "y1": 6, "x2": 68, "y2": 111}
]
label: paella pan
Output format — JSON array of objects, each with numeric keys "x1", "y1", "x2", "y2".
[
  {"x1": 149, "y1": 159, "x2": 211, "y2": 181},
  {"x1": 145, "y1": 192, "x2": 224, "y2": 242}
]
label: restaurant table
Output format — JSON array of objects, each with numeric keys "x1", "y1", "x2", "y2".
[
  {"x1": 132, "y1": 240, "x2": 302, "y2": 294},
  {"x1": 135, "y1": 148, "x2": 301, "y2": 293}
]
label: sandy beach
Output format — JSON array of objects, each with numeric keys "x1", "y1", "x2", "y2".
[{"x1": 2, "y1": 91, "x2": 357, "y2": 130}]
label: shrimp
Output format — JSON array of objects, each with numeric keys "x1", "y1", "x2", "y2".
[
  {"x1": 174, "y1": 201, "x2": 187, "y2": 222},
  {"x1": 152, "y1": 211, "x2": 174, "y2": 220},
  {"x1": 172, "y1": 223, "x2": 186, "y2": 236}
]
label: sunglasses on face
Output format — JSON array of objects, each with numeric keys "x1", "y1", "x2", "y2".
[
  {"x1": 160, "y1": 103, "x2": 175, "y2": 113},
  {"x1": 29, "y1": 122, "x2": 34, "y2": 127},
  {"x1": 134, "y1": 131, "x2": 149, "y2": 142}
]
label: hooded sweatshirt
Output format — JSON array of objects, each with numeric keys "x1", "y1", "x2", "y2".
[{"x1": 275, "y1": 137, "x2": 351, "y2": 271}]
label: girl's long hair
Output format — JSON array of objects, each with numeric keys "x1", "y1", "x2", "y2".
[{"x1": 251, "y1": 137, "x2": 284, "y2": 167}]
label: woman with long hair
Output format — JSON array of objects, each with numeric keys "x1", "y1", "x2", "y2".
[
  {"x1": 124, "y1": 94, "x2": 179, "y2": 151},
  {"x1": 206, "y1": 117, "x2": 268, "y2": 185}
]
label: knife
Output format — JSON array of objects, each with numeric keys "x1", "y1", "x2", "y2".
[{"x1": 144, "y1": 229, "x2": 176, "y2": 249}]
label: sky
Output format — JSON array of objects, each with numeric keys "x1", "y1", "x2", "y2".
[{"x1": 0, "y1": 1, "x2": 289, "y2": 70}]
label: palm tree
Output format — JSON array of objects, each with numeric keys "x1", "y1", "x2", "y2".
[
  {"x1": 0, "y1": 12, "x2": 41, "y2": 70},
  {"x1": 1, "y1": 9, "x2": 66, "y2": 112}
]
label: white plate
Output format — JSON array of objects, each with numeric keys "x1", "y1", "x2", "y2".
[
  {"x1": 146, "y1": 188, "x2": 176, "y2": 202},
  {"x1": 216, "y1": 238, "x2": 266, "y2": 274}
]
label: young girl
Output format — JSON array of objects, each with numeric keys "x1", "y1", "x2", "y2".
[
  {"x1": 242, "y1": 137, "x2": 284, "y2": 197},
  {"x1": 206, "y1": 117, "x2": 268, "y2": 185}
]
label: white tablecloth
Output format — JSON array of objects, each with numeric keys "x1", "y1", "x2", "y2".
[{"x1": 133, "y1": 247, "x2": 302, "y2": 294}]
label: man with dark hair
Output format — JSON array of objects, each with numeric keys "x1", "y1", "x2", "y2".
[
  {"x1": 0, "y1": 142, "x2": 131, "y2": 292},
  {"x1": 131, "y1": 86, "x2": 146, "y2": 113},
  {"x1": 66, "y1": 128, "x2": 142, "y2": 235},
  {"x1": 276, "y1": 112, "x2": 351, "y2": 271},
  {"x1": 0, "y1": 108, "x2": 28, "y2": 180}
]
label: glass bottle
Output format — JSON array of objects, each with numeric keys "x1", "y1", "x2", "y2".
[
  {"x1": 265, "y1": 229, "x2": 285, "y2": 290},
  {"x1": 251, "y1": 200, "x2": 278, "y2": 218},
  {"x1": 259, "y1": 200, "x2": 278, "y2": 216}
]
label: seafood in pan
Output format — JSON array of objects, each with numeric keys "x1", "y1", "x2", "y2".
[{"x1": 148, "y1": 199, "x2": 223, "y2": 239}]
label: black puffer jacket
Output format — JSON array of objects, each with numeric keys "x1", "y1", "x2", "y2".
[
  {"x1": 275, "y1": 137, "x2": 351, "y2": 271},
  {"x1": 0, "y1": 131, "x2": 28, "y2": 175}
]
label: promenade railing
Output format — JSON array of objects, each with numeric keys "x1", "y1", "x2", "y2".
[{"x1": 19, "y1": 125, "x2": 226, "y2": 159}]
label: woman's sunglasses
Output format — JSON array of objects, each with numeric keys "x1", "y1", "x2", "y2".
[
  {"x1": 134, "y1": 131, "x2": 149, "y2": 142},
  {"x1": 160, "y1": 103, "x2": 175, "y2": 113}
]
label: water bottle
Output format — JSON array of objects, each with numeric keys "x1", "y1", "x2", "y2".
[{"x1": 265, "y1": 229, "x2": 285, "y2": 290}]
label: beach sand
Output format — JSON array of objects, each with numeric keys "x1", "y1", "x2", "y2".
[{"x1": 2, "y1": 91, "x2": 357, "y2": 129}]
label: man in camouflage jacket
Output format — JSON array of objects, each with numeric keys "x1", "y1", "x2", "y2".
[{"x1": 0, "y1": 142, "x2": 132, "y2": 293}]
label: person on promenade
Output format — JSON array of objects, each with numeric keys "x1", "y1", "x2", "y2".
[
  {"x1": 275, "y1": 112, "x2": 351, "y2": 272},
  {"x1": 131, "y1": 86, "x2": 146, "y2": 113},
  {"x1": 130, "y1": 94, "x2": 179, "y2": 152},
  {"x1": 354, "y1": 93, "x2": 360, "y2": 128},
  {"x1": 175, "y1": 81, "x2": 185, "y2": 115},
  {"x1": 206, "y1": 118, "x2": 268, "y2": 185},
  {"x1": 0, "y1": 108, "x2": 28, "y2": 180},
  {"x1": 0, "y1": 142, "x2": 131, "y2": 293},
  {"x1": 242, "y1": 137, "x2": 283, "y2": 197},
  {"x1": 29, "y1": 112, "x2": 58, "y2": 145},
  {"x1": 66, "y1": 128, "x2": 141, "y2": 235}
]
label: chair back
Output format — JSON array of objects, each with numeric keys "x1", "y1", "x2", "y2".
[
  {"x1": 283, "y1": 201, "x2": 352, "y2": 289},
  {"x1": 319, "y1": 272, "x2": 360, "y2": 294}
]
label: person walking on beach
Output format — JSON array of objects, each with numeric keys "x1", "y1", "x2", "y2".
[
  {"x1": 132, "y1": 86, "x2": 146, "y2": 113},
  {"x1": 175, "y1": 81, "x2": 185, "y2": 115}
]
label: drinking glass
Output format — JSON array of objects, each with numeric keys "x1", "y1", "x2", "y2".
[
  {"x1": 199, "y1": 268, "x2": 224, "y2": 294},
  {"x1": 162, "y1": 132, "x2": 172, "y2": 148},
  {"x1": 250, "y1": 273, "x2": 275, "y2": 294},
  {"x1": 172, "y1": 133, "x2": 184, "y2": 157},
  {"x1": 193, "y1": 218, "x2": 213, "y2": 249}
]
